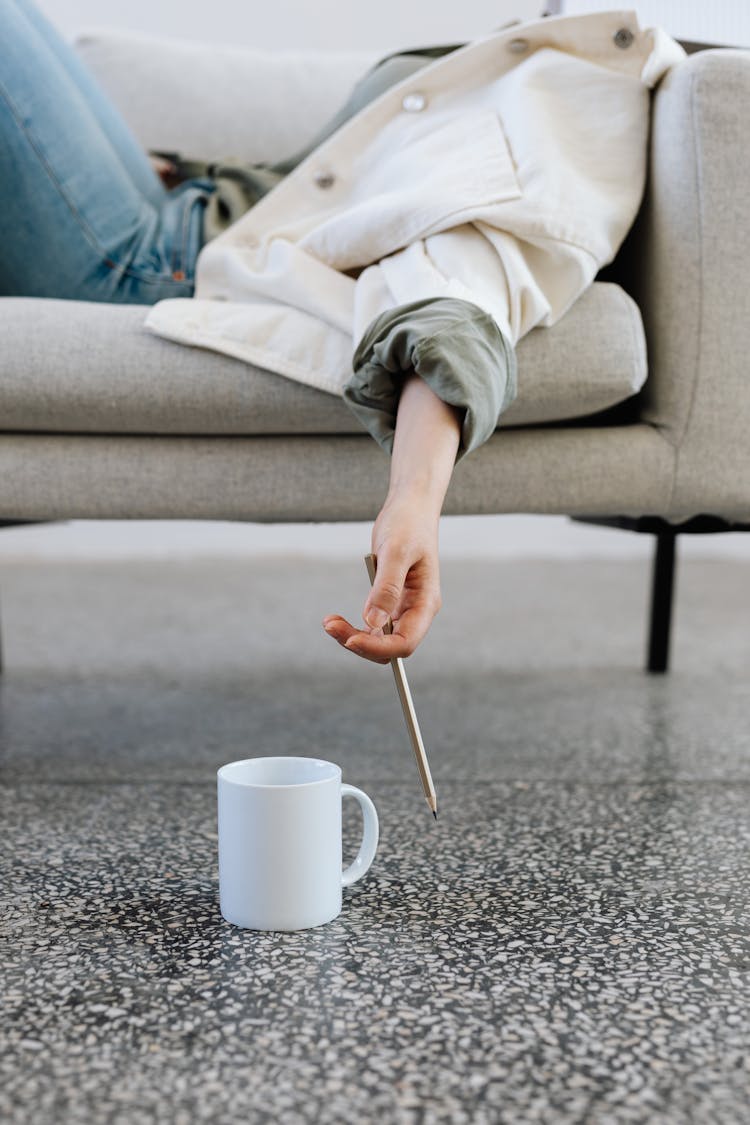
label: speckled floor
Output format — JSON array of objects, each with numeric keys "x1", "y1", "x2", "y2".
[{"x1": 1, "y1": 555, "x2": 749, "y2": 1123}]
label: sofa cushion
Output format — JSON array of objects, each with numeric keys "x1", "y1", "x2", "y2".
[{"x1": 0, "y1": 283, "x2": 646, "y2": 435}]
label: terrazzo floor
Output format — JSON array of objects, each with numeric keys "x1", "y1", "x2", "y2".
[{"x1": 1, "y1": 554, "x2": 749, "y2": 1123}]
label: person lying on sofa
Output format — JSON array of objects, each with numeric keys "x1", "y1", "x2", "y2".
[{"x1": 0, "y1": 0, "x2": 683, "y2": 663}]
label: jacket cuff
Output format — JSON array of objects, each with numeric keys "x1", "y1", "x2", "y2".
[{"x1": 343, "y1": 297, "x2": 517, "y2": 462}]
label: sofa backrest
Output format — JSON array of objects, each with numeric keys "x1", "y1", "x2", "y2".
[{"x1": 74, "y1": 29, "x2": 380, "y2": 163}]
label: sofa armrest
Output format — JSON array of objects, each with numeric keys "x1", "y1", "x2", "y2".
[
  {"x1": 634, "y1": 48, "x2": 750, "y2": 519},
  {"x1": 73, "y1": 28, "x2": 379, "y2": 162}
]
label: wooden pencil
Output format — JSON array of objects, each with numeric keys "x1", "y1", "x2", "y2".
[{"x1": 364, "y1": 554, "x2": 438, "y2": 819}]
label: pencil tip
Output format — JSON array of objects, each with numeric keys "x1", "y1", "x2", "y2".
[{"x1": 433, "y1": 810, "x2": 438, "y2": 821}]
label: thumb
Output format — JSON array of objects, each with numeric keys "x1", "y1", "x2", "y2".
[{"x1": 364, "y1": 551, "x2": 409, "y2": 629}]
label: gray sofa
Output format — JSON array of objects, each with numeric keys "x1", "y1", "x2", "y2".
[{"x1": 1, "y1": 31, "x2": 748, "y2": 667}]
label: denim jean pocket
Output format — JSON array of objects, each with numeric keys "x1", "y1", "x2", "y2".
[{"x1": 109, "y1": 179, "x2": 215, "y2": 290}]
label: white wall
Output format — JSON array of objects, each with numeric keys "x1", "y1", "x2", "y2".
[
  {"x1": 40, "y1": 0, "x2": 750, "y2": 50},
  {"x1": 564, "y1": 1, "x2": 750, "y2": 46},
  {"x1": 40, "y1": 0, "x2": 546, "y2": 50}
]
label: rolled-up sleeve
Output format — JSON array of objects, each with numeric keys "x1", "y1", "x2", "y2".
[{"x1": 343, "y1": 297, "x2": 517, "y2": 462}]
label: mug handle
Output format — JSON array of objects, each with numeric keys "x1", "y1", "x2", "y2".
[{"x1": 341, "y1": 784, "x2": 379, "y2": 887}]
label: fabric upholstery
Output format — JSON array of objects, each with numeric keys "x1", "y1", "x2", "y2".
[
  {"x1": 632, "y1": 49, "x2": 750, "y2": 519},
  {"x1": 73, "y1": 29, "x2": 379, "y2": 164},
  {"x1": 0, "y1": 284, "x2": 646, "y2": 435},
  {"x1": 0, "y1": 425, "x2": 674, "y2": 523}
]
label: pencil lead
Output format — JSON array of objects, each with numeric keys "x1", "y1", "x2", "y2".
[{"x1": 433, "y1": 810, "x2": 438, "y2": 821}]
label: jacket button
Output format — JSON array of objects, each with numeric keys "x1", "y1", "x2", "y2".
[
  {"x1": 508, "y1": 37, "x2": 529, "y2": 53},
  {"x1": 313, "y1": 170, "x2": 336, "y2": 189},
  {"x1": 401, "y1": 92, "x2": 426, "y2": 112},
  {"x1": 613, "y1": 27, "x2": 634, "y2": 48}
]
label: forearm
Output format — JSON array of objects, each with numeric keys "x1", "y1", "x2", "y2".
[{"x1": 386, "y1": 372, "x2": 463, "y2": 511}]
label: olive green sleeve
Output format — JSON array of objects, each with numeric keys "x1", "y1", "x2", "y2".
[{"x1": 343, "y1": 297, "x2": 517, "y2": 462}]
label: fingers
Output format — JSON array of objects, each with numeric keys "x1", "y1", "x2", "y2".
[
  {"x1": 322, "y1": 608, "x2": 433, "y2": 664},
  {"x1": 363, "y1": 548, "x2": 410, "y2": 630},
  {"x1": 322, "y1": 615, "x2": 389, "y2": 664}
]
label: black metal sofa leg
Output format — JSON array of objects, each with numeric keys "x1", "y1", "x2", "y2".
[{"x1": 647, "y1": 529, "x2": 677, "y2": 674}]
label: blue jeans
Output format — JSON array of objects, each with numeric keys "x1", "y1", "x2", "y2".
[{"x1": 0, "y1": 0, "x2": 215, "y2": 304}]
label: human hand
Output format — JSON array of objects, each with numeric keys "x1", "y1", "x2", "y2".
[
  {"x1": 148, "y1": 154, "x2": 180, "y2": 188},
  {"x1": 322, "y1": 490, "x2": 442, "y2": 664}
]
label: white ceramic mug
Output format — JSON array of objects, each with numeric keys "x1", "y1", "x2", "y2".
[{"x1": 217, "y1": 756, "x2": 379, "y2": 930}]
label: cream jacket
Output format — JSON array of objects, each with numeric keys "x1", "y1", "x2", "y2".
[{"x1": 143, "y1": 10, "x2": 685, "y2": 397}]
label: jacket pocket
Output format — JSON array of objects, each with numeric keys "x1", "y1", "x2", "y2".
[{"x1": 300, "y1": 107, "x2": 523, "y2": 271}]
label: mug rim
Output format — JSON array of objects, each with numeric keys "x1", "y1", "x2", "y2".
[{"x1": 217, "y1": 755, "x2": 341, "y2": 789}]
